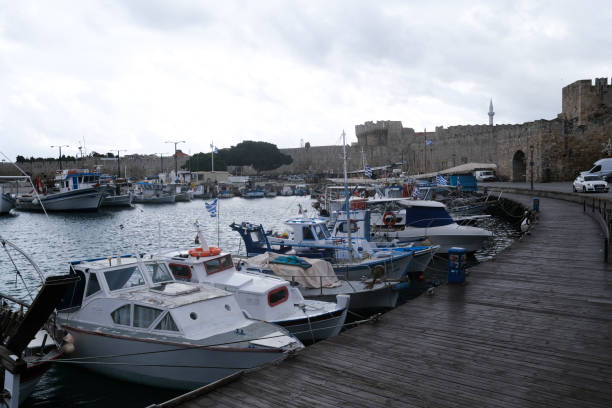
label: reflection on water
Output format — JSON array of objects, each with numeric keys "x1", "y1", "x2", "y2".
[{"x1": 0, "y1": 197, "x2": 519, "y2": 408}]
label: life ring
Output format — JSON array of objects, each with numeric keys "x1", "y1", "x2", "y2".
[
  {"x1": 188, "y1": 246, "x2": 221, "y2": 258},
  {"x1": 383, "y1": 211, "x2": 397, "y2": 226}
]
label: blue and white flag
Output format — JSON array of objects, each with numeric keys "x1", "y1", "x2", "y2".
[
  {"x1": 412, "y1": 187, "x2": 420, "y2": 199},
  {"x1": 364, "y1": 164, "x2": 372, "y2": 178},
  {"x1": 214, "y1": 147, "x2": 219, "y2": 154},
  {"x1": 205, "y1": 198, "x2": 218, "y2": 218},
  {"x1": 425, "y1": 139, "x2": 433, "y2": 145},
  {"x1": 436, "y1": 175, "x2": 448, "y2": 185}
]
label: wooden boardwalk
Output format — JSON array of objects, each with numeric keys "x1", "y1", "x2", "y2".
[{"x1": 169, "y1": 195, "x2": 612, "y2": 408}]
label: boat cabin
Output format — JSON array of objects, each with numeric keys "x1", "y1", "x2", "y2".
[
  {"x1": 56, "y1": 255, "x2": 245, "y2": 339},
  {"x1": 366, "y1": 199, "x2": 455, "y2": 230},
  {"x1": 54, "y1": 169, "x2": 101, "y2": 193},
  {"x1": 159, "y1": 249, "x2": 308, "y2": 323}
]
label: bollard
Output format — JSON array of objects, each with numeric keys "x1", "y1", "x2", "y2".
[
  {"x1": 532, "y1": 198, "x2": 540, "y2": 212},
  {"x1": 448, "y1": 247, "x2": 467, "y2": 284}
]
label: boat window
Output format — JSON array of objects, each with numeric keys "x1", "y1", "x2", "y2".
[
  {"x1": 337, "y1": 221, "x2": 359, "y2": 233},
  {"x1": 169, "y1": 263, "x2": 192, "y2": 280},
  {"x1": 111, "y1": 304, "x2": 131, "y2": 325},
  {"x1": 155, "y1": 313, "x2": 179, "y2": 332},
  {"x1": 85, "y1": 273, "x2": 101, "y2": 297},
  {"x1": 249, "y1": 230, "x2": 263, "y2": 243},
  {"x1": 133, "y1": 305, "x2": 163, "y2": 328},
  {"x1": 145, "y1": 263, "x2": 174, "y2": 284},
  {"x1": 268, "y1": 286, "x2": 289, "y2": 307},
  {"x1": 320, "y1": 224, "x2": 331, "y2": 239},
  {"x1": 104, "y1": 266, "x2": 145, "y2": 291},
  {"x1": 204, "y1": 255, "x2": 233, "y2": 275},
  {"x1": 302, "y1": 227, "x2": 315, "y2": 240}
]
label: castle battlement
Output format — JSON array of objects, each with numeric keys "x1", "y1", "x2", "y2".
[{"x1": 562, "y1": 77, "x2": 612, "y2": 122}]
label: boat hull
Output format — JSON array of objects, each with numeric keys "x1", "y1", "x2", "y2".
[
  {"x1": 300, "y1": 282, "x2": 400, "y2": 311},
  {"x1": 62, "y1": 326, "x2": 290, "y2": 390},
  {"x1": 275, "y1": 298, "x2": 349, "y2": 343},
  {"x1": 331, "y1": 251, "x2": 413, "y2": 281},
  {"x1": 0, "y1": 193, "x2": 15, "y2": 214},
  {"x1": 374, "y1": 224, "x2": 492, "y2": 253},
  {"x1": 16, "y1": 187, "x2": 105, "y2": 212},
  {"x1": 133, "y1": 194, "x2": 176, "y2": 204},
  {"x1": 101, "y1": 193, "x2": 133, "y2": 207}
]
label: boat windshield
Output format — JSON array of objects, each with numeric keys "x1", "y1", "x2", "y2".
[
  {"x1": 104, "y1": 266, "x2": 146, "y2": 291},
  {"x1": 404, "y1": 207, "x2": 454, "y2": 228},
  {"x1": 144, "y1": 262, "x2": 174, "y2": 284},
  {"x1": 313, "y1": 224, "x2": 331, "y2": 239},
  {"x1": 204, "y1": 255, "x2": 233, "y2": 275}
]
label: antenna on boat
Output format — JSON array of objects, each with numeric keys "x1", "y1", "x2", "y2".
[
  {"x1": 342, "y1": 131, "x2": 353, "y2": 260},
  {"x1": 0, "y1": 151, "x2": 49, "y2": 218}
]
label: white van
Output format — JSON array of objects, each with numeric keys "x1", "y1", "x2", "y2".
[
  {"x1": 474, "y1": 170, "x2": 496, "y2": 181},
  {"x1": 581, "y1": 158, "x2": 612, "y2": 182}
]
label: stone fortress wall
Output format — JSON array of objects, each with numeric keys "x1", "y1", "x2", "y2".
[
  {"x1": 0, "y1": 155, "x2": 189, "y2": 179},
  {"x1": 273, "y1": 77, "x2": 612, "y2": 182}
]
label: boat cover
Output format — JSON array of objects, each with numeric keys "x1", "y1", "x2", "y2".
[{"x1": 247, "y1": 252, "x2": 341, "y2": 289}]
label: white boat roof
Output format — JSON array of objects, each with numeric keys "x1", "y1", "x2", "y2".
[
  {"x1": 284, "y1": 217, "x2": 328, "y2": 225},
  {"x1": 115, "y1": 282, "x2": 230, "y2": 308},
  {"x1": 409, "y1": 162, "x2": 497, "y2": 179},
  {"x1": 366, "y1": 198, "x2": 446, "y2": 208},
  {"x1": 73, "y1": 256, "x2": 140, "y2": 269}
]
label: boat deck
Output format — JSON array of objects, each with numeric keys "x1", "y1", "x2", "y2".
[{"x1": 160, "y1": 194, "x2": 612, "y2": 408}]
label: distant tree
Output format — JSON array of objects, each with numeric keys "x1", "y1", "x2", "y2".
[
  {"x1": 16, "y1": 155, "x2": 26, "y2": 162},
  {"x1": 305, "y1": 142, "x2": 310, "y2": 151},
  {"x1": 106, "y1": 152, "x2": 115, "y2": 158},
  {"x1": 224, "y1": 141, "x2": 292, "y2": 172},
  {"x1": 90, "y1": 151, "x2": 104, "y2": 158}
]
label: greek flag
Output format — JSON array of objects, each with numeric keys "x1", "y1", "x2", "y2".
[
  {"x1": 364, "y1": 164, "x2": 372, "y2": 178},
  {"x1": 205, "y1": 198, "x2": 218, "y2": 218},
  {"x1": 436, "y1": 175, "x2": 448, "y2": 185},
  {"x1": 412, "y1": 187, "x2": 420, "y2": 199}
]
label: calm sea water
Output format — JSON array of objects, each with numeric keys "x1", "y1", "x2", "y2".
[{"x1": 0, "y1": 196, "x2": 518, "y2": 407}]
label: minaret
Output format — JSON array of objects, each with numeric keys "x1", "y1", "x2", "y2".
[{"x1": 488, "y1": 99, "x2": 495, "y2": 125}]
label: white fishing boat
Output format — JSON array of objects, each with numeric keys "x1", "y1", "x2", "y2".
[
  {"x1": 132, "y1": 182, "x2": 176, "y2": 204},
  {"x1": 101, "y1": 192, "x2": 133, "y2": 207},
  {"x1": 56, "y1": 255, "x2": 303, "y2": 390},
  {"x1": 367, "y1": 198, "x2": 493, "y2": 253},
  {"x1": 15, "y1": 170, "x2": 106, "y2": 212},
  {"x1": 280, "y1": 185, "x2": 293, "y2": 196},
  {"x1": 154, "y1": 226, "x2": 349, "y2": 343}
]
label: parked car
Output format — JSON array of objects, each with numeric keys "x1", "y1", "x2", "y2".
[
  {"x1": 474, "y1": 170, "x2": 497, "y2": 181},
  {"x1": 580, "y1": 158, "x2": 612, "y2": 182},
  {"x1": 573, "y1": 174, "x2": 609, "y2": 193}
]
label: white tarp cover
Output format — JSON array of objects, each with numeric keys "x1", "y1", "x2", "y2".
[{"x1": 247, "y1": 252, "x2": 341, "y2": 289}]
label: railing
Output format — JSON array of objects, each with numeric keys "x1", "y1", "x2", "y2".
[{"x1": 584, "y1": 197, "x2": 611, "y2": 262}]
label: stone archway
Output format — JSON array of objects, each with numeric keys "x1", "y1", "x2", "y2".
[{"x1": 512, "y1": 150, "x2": 526, "y2": 182}]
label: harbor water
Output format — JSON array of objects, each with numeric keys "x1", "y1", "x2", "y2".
[{"x1": 0, "y1": 196, "x2": 519, "y2": 407}]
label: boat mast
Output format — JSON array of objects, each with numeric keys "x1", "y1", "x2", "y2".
[{"x1": 342, "y1": 130, "x2": 353, "y2": 258}]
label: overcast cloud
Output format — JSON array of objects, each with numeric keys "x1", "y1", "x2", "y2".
[{"x1": 1, "y1": 0, "x2": 611, "y2": 159}]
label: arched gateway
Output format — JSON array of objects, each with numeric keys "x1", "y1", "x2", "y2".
[{"x1": 512, "y1": 151, "x2": 526, "y2": 182}]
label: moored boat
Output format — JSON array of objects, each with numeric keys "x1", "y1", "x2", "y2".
[
  {"x1": 0, "y1": 184, "x2": 15, "y2": 214},
  {"x1": 15, "y1": 170, "x2": 105, "y2": 212},
  {"x1": 56, "y1": 255, "x2": 303, "y2": 390}
]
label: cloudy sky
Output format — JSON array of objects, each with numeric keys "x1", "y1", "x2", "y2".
[{"x1": 0, "y1": 0, "x2": 610, "y2": 160}]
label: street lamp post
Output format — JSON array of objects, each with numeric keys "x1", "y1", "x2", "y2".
[
  {"x1": 530, "y1": 145, "x2": 534, "y2": 191},
  {"x1": 164, "y1": 141, "x2": 185, "y2": 179},
  {"x1": 114, "y1": 149, "x2": 127, "y2": 178},
  {"x1": 50, "y1": 145, "x2": 69, "y2": 170}
]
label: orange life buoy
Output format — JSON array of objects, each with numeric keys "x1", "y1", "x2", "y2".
[
  {"x1": 188, "y1": 246, "x2": 221, "y2": 258},
  {"x1": 383, "y1": 211, "x2": 397, "y2": 226}
]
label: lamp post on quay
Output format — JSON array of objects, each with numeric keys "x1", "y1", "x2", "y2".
[
  {"x1": 50, "y1": 145, "x2": 69, "y2": 171},
  {"x1": 164, "y1": 140, "x2": 185, "y2": 178},
  {"x1": 530, "y1": 145, "x2": 534, "y2": 191}
]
